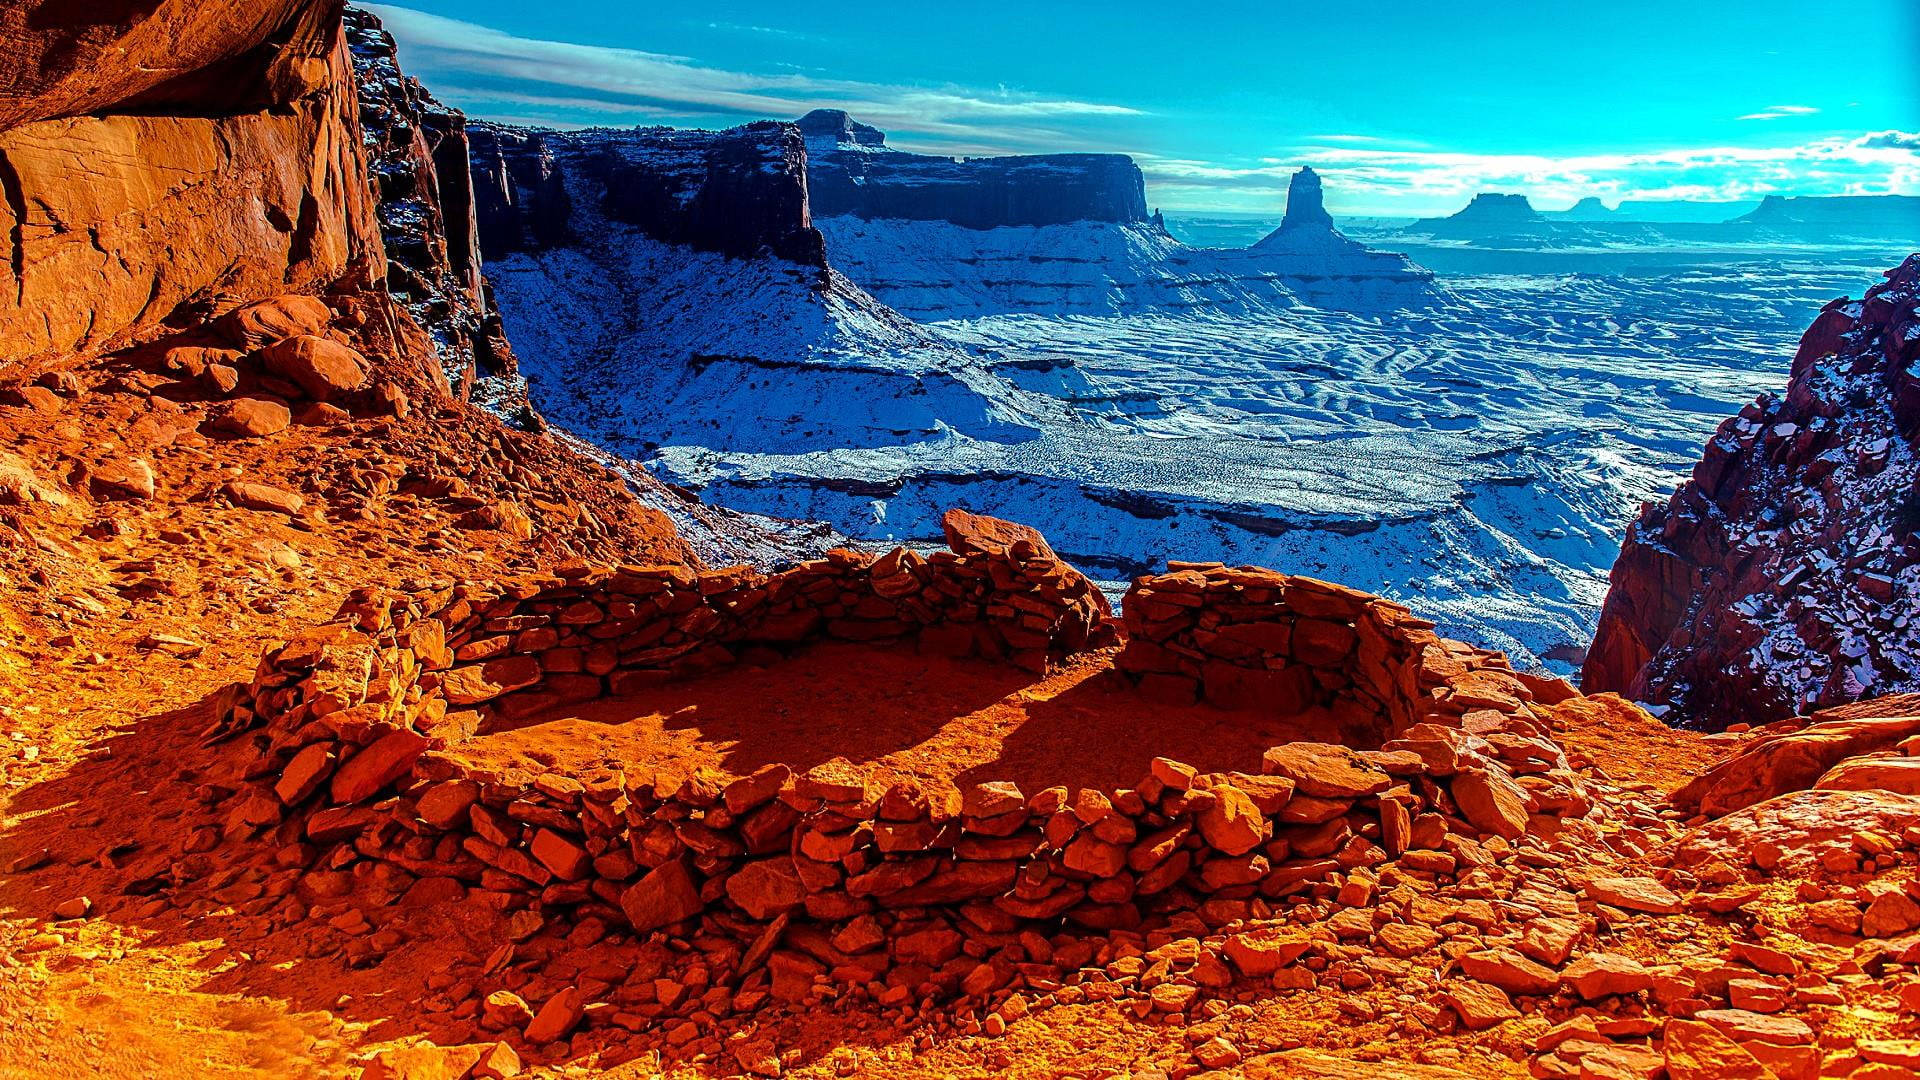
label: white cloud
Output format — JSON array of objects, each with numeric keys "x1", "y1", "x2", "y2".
[
  {"x1": 1142, "y1": 132, "x2": 1920, "y2": 216},
  {"x1": 363, "y1": 4, "x2": 1142, "y2": 153},
  {"x1": 1740, "y1": 104, "x2": 1821, "y2": 120}
]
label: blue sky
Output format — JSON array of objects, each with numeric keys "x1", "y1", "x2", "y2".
[{"x1": 365, "y1": 1, "x2": 1919, "y2": 216}]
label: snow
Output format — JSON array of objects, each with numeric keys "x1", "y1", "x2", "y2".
[
  {"x1": 812, "y1": 217, "x2": 1435, "y2": 319},
  {"x1": 482, "y1": 175, "x2": 1892, "y2": 675}
]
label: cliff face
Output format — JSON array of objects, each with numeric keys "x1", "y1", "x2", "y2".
[
  {"x1": 345, "y1": 7, "x2": 519, "y2": 401},
  {"x1": 0, "y1": 0, "x2": 384, "y2": 368},
  {"x1": 1585, "y1": 255, "x2": 1920, "y2": 728},
  {"x1": 798, "y1": 108, "x2": 1150, "y2": 229},
  {"x1": 470, "y1": 121, "x2": 827, "y2": 268}
]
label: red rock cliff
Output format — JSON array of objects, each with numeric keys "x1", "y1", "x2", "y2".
[
  {"x1": 0, "y1": 0, "x2": 383, "y2": 367},
  {"x1": 1584, "y1": 255, "x2": 1920, "y2": 728}
]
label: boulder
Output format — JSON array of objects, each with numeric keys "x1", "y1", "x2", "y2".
[
  {"x1": 329, "y1": 729, "x2": 429, "y2": 803},
  {"x1": 257, "y1": 335, "x2": 368, "y2": 400},
  {"x1": 620, "y1": 861, "x2": 702, "y2": 933},
  {"x1": 210, "y1": 397, "x2": 292, "y2": 438},
  {"x1": 1671, "y1": 789, "x2": 1920, "y2": 875},
  {"x1": 88, "y1": 457, "x2": 155, "y2": 500},
  {"x1": 1450, "y1": 763, "x2": 1531, "y2": 838},
  {"x1": 941, "y1": 507, "x2": 1054, "y2": 558},
  {"x1": 1260, "y1": 743, "x2": 1390, "y2": 798},
  {"x1": 216, "y1": 295, "x2": 333, "y2": 349},
  {"x1": 1674, "y1": 710, "x2": 1920, "y2": 815},
  {"x1": 223, "y1": 481, "x2": 304, "y2": 516},
  {"x1": 1814, "y1": 753, "x2": 1920, "y2": 796}
]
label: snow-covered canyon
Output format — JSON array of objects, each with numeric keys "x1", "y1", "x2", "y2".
[{"x1": 471, "y1": 111, "x2": 1911, "y2": 674}]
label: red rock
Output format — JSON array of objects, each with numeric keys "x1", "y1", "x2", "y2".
[
  {"x1": 415, "y1": 780, "x2": 480, "y2": 829},
  {"x1": 620, "y1": 860, "x2": 702, "y2": 933},
  {"x1": 1197, "y1": 784, "x2": 1270, "y2": 856},
  {"x1": 1441, "y1": 980, "x2": 1519, "y2": 1030},
  {"x1": 1859, "y1": 1040, "x2": 1920, "y2": 1070},
  {"x1": 88, "y1": 457, "x2": 155, "y2": 500},
  {"x1": 1221, "y1": 926, "x2": 1313, "y2": 975},
  {"x1": 358, "y1": 1043, "x2": 488, "y2": 1080},
  {"x1": 1693, "y1": 1008, "x2": 1814, "y2": 1045},
  {"x1": 216, "y1": 295, "x2": 335, "y2": 348},
  {"x1": 1460, "y1": 947, "x2": 1558, "y2": 995},
  {"x1": 529, "y1": 829, "x2": 589, "y2": 882},
  {"x1": 274, "y1": 742, "x2": 335, "y2": 804},
  {"x1": 1062, "y1": 833, "x2": 1127, "y2": 877},
  {"x1": 1562, "y1": 952, "x2": 1653, "y2": 998},
  {"x1": 1150, "y1": 757, "x2": 1197, "y2": 791},
  {"x1": 257, "y1": 334, "x2": 368, "y2": 400},
  {"x1": 1578, "y1": 1045, "x2": 1666, "y2": 1080},
  {"x1": 1675, "y1": 712, "x2": 1920, "y2": 815},
  {"x1": 0, "y1": 7, "x2": 382, "y2": 365},
  {"x1": 725, "y1": 857, "x2": 806, "y2": 920},
  {"x1": 328, "y1": 729, "x2": 428, "y2": 803},
  {"x1": 963, "y1": 780, "x2": 1026, "y2": 819},
  {"x1": 1260, "y1": 742, "x2": 1390, "y2": 798},
  {"x1": 522, "y1": 986, "x2": 583, "y2": 1044},
  {"x1": 1451, "y1": 763, "x2": 1531, "y2": 839},
  {"x1": 1817, "y1": 754, "x2": 1920, "y2": 796},
  {"x1": 210, "y1": 397, "x2": 291, "y2": 437},
  {"x1": 224, "y1": 480, "x2": 304, "y2": 516},
  {"x1": 441, "y1": 655, "x2": 542, "y2": 705},
  {"x1": 1662, "y1": 1019, "x2": 1777, "y2": 1080},
  {"x1": 1584, "y1": 876, "x2": 1681, "y2": 914},
  {"x1": 941, "y1": 508, "x2": 1054, "y2": 558}
]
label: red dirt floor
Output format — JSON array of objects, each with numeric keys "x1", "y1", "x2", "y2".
[{"x1": 457, "y1": 643, "x2": 1347, "y2": 793}]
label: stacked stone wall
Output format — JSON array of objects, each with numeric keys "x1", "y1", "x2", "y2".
[{"x1": 213, "y1": 522, "x2": 1592, "y2": 1006}]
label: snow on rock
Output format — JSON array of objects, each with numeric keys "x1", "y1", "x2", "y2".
[
  {"x1": 346, "y1": 7, "x2": 521, "y2": 406},
  {"x1": 1585, "y1": 255, "x2": 1920, "y2": 728},
  {"x1": 799, "y1": 108, "x2": 1150, "y2": 227},
  {"x1": 473, "y1": 120, "x2": 1065, "y2": 458},
  {"x1": 657, "y1": 262, "x2": 1865, "y2": 672},
  {"x1": 802, "y1": 115, "x2": 1437, "y2": 317}
]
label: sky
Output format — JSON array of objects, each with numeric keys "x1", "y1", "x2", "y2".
[{"x1": 364, "y1": 1, "x2": 1920, "y2": 217}]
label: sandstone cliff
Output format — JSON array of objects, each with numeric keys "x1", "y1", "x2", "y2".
[
  {"x1": 1585, "y1": 255, "x2": 1920, "y2": 728},
  {"x1": 0, "y1": 0, "x2": 384, "y2": 367}
]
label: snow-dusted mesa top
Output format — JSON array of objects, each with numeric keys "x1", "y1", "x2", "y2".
[{"x1": 797, "y1": 110, "x2": 1150, "y2": 229}]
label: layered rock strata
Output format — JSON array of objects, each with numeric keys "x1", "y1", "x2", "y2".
[
  {"x1": 469, "y1": 121, "x2": 826, "y2": 268},
  {"x1": 0, "y1": 0, "x2": 384, "y2": 367},
  {"x1": 797, "y1": 108, "x2": 1151, "y2": 229}
]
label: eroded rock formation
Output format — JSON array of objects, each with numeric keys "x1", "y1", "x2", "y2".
[
  {"x1": 0, "y1": 0, "x2": 384, "y2": 367},
  {"x1": 1586, "y1": 256, "x2": 1920, "y2": 728},
  {"x1": 799, "y1": 108, "x2": 1150, "y2": 229},
  {"x1": 345, "y1": 7, "x2": 519, "y2": 400},
  {"x1": 470, "y1": 120, "x2": 827, "y2": 267}
]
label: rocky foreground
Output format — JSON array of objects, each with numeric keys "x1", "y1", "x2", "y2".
[{"x1": 4, "y1": 2, "x2": 1920, "y2": 1080}]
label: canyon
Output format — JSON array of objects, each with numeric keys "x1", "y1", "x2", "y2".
[{"x1": 1, "y1": 4, "x2": 1920, "y2": 1080}]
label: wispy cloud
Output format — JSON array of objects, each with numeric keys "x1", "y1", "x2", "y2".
[
  {"x1": 1143, "y1": 132, "x2": 1920, "y2": 215},
  {"x1": 1739, "y1": 104, "x2": 1821, "y2": 120},
  {"x1": 364, "y1": 4, "x2": 1142, "y2": 154}
]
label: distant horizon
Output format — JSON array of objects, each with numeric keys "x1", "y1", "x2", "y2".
[{"x1": 364, "y1": 1, "x2": 1919, "y2": 217}]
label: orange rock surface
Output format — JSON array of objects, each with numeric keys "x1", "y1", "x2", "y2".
[{"x1": 6, "y1": 3, "x2": 1920, "y2": 1080}]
